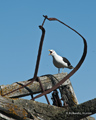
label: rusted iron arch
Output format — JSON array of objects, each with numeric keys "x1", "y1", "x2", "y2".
[
  {"x1": 32, "y1": 15, "x2": 87, "y2": 100},
  {"x1": 2, "y1": 15, "x2": 87, "y2": 105}
]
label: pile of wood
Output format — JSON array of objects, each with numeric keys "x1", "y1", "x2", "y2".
[{"x1": 0, "y1": 73, "x2": 95, "y2": 120}]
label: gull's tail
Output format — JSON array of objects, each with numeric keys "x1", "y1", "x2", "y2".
[{"x1": 68, "y1": 65, "x2": 74, "y2": 69}]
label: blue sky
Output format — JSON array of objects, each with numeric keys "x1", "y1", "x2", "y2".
[{"x1": 0, "y1": 1, "x2": 96, "y2": 119}]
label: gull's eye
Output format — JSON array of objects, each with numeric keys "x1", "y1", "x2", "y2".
[{"x1": 50, "y1": 51, "x2": 52, "y2": 54}]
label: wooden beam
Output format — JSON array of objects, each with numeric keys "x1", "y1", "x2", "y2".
[
  {"x1": 0, "y1": 73, "x2": 69, "y2": 97},
  {"x1": 0, "y1": 73, "x2": 78, "y2": 107},
  {"x1": 0, "y1": 96, "x2": 31, "y2": 120},
  {"x1": 0, "y1": 96, "x2": 95, "y2": 120},
  {"x1": 14, "y1": 97, "x2": 96, "y2": 120},
  {"x1": 53, "y1": 98, "x2": 96, "y2": 120}
]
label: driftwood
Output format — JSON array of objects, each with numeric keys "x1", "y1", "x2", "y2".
[
  {"x1": 0, "y1": 96, "x2": 95, "y2": 120},
  {"x1": 0, "y1": 73, "x2": 95, "y2": 120},
  {"x1": 0, "y1": 73, "x2": 70, "y2": 97},
  {"x1": 0, "y1": 73, "x2": 78, "y2": 107}
]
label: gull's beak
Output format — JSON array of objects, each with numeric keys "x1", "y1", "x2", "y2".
[{"x1": 48, "y1": 50, "x2": 51, "y2": 55}]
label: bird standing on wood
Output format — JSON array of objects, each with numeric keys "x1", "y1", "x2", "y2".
[{"x1": 48, "y1": 50, "x2": 74, "y2": 73}]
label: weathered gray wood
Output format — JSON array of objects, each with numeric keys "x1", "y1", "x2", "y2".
[
  {"x1": 59, "y1": 81, "x2": 78, "y2": 107},
  {"x1": 0, "y1": 96, "x2": 95, "y2": 120},
  {"x1": 52, "y1": 98, "x2": 96, "y2": 120},
  {"x1": 0, "y1": 73, "x2": 78, "y2": 107},
  {"x1": 0, "y1": 73, "x2": 73, "y2": 97},
  {"x1": 0, "y1": 73, "x2": 67, "y2": 98},
  {"x1": 0, "y1": 96, "x2": 33, "y2": 120}
]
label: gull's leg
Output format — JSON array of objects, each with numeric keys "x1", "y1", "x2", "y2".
[
  {"x1": 62, "y1": 68, "x2": 64, "y2": 73},
  {"x1": 58, "y1": 68, "x2": 60, "y2": 73}
]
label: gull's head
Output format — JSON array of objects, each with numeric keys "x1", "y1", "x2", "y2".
[{"x1": 48, "y1": 49, "x2": 56, "y2": 56}]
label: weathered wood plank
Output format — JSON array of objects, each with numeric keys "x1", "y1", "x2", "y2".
[
  {"x1": 0, "y1": 96, "x2": 32, "y2": 120},
  {"x1": 0, "y1": 73, "x2": 70, "y2": 98},
  {"x1": 0, "y1": 96, "x2": 95, "y2": 120},
  {"x1": 52, "y1": 98, "x2": 96, "y2": 120},
  {"x1": 59, "y1": 81, "x2": 79, "y2": 106},
  {"x1": 0, "y1": 73, "x2": 78, "y2": 107}
]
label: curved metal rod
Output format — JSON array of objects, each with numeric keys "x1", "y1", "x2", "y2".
[
  {"x1": 2, "y1": 25, "x2": 45, "y2": 96},
  {"x1": 32, "y1": 16, "x2": 87, "y2": 100},
  {"x1": 33, "y1": 26, "x2": 45, "y2": 79}
]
